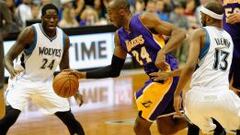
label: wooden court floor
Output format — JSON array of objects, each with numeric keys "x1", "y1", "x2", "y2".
[{"x1": 3, "y1": 70, "x2": 228, "y2": 135}]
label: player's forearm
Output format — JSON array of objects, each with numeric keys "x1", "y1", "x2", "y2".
[
  {"x1": 85, "y1": 55, "x2": 125, "y2": 79},
  {"x1": 170, "y1": 68, "x2": 182, "y2": 77},
  {"x1": 162, "y1": 28, "x2": 186, "y2": 54},
  {"x1": 174, "y1": 65, "x2": 194, "y2": 95},
  {"x1": 86, "y1": 65, "x2": 120, "y2": 79},
  {"x1": 4, "y1": 56, "x2": 14, "y2": 74}
]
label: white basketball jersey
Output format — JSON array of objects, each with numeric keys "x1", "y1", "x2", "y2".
[
  {"x1": 21, "y1": 23, "x2": 66, "y2": 81},
  {"x1": 190, "y1": 26, "x2": 233, "y2": 90}
]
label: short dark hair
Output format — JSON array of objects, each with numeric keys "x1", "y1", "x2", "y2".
[
  {"x1": 112, "y1": 0, "x2": 130, "y2": 10},
  {"x1": 42, "y1": 3, "x2": 59, "y2": 16},
  {"x1": 205, "y1": 1, "x2": 223, "y2": 15}
]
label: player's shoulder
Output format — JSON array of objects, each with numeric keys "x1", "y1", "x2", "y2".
[
  {"x1": 140, "y1": 12, "x2": 158, "y2": 20},
  {"x1": 19, "y1": 25, "x2": 35, "y2": 38},
  {"x1": 192, "y1": 28, "x2": 206, "y2": 37}
]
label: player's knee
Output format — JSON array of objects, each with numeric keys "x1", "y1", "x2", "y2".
[
  {"x1": 134, "y1": 116, "x2": 152, "y2": 133},
  {"x1": 157, "y1": 117, "x2": 179, "y2": 135}
]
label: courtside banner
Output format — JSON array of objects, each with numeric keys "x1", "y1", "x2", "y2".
[
  {"x1": 68, "y1": 33, "x2": 114, "y2": 69},
  {"x1": 3, "y1": 32, "x2": 115, "y2": 77}
]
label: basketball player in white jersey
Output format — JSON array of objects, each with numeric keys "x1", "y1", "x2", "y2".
[
  {"x1": 172, "y1": 1, "x2": 240, "y2": 134},
  {"x1": 151, "y1": 1, "x2": 240, "y2": 134},
  {"x1": 0, "y1": 4, "x2": 85, "y2": 135}
]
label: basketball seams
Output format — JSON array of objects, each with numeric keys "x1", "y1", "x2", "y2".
[{"x1": 53, "y1": 72, "x2": 79, "y2": 98}]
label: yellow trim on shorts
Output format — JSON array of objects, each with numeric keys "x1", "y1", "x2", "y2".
[{"x1": 136, "y1": 77, "x2": 173, "y2": 121}]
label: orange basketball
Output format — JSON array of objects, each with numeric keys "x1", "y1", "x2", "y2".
[{"x1": 52, "y1": 71, "x2": 79, "y2": 98}]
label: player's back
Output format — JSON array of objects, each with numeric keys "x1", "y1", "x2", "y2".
[
  {"x1": 191, "y1": 26, "x2": 233, "y2": 90},
  {"x1": 117, "y1": 14, "x2": 178, "y2": 76},
  {"x1": 21, "y1": 23, "x2": 66, "y2": 82}
]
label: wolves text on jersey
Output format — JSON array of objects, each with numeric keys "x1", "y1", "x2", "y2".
[{"x1": 39, "y1": 46, "x2": 62, "y2": 57}]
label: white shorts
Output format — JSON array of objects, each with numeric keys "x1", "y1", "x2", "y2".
[
  {"x1": 184, "y1": 87, "x2": 240, "y2": 134},
  {"x1": 5, "y1": 75, "x2": 70, "y2": 114}
]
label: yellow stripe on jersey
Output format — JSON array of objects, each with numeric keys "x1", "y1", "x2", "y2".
[
  {"x1": 136, "y1": 77, "x2": 173, "y2": 122},
  {"x1": 153, "y1": 34, "x2": 165, "y2": 49}
]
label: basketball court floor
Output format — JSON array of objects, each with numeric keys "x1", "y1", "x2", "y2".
[{"x1": 4, "y1": 69, "x2": 227, "y2": 135}]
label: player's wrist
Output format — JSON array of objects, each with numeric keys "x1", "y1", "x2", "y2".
[
  {"x1": 174, "y1": 90, "x2": 181, "y2": 96},
  {"x1": 78, "y1": 72, "x2": 86, "y2": 79},
  {"x1": 158, "y1": 49, "x2": 166, "y2": 55}
]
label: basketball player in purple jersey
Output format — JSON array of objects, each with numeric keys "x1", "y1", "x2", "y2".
[
  {"x1": 223, "y1": 1, "x2": 240, "y2": 135},
  {"x1": 73, "y1": 0, "x2": 190, "y2": 134},
  {"x1": 222, "y1": 0, "x2": 240, "y2": 95}
]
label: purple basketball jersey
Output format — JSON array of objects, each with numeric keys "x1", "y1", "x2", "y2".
[
  {"x1": 117, "y1": 14, "x2": 178, "y2": 76},
  {"x1": 223, "y1": 0, "x2": 240, "y2": 57}
]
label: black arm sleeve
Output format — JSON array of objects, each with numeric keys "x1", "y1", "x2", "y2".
[{"x1": 86, "y1": 55, "x2": 125, "y2": 79}]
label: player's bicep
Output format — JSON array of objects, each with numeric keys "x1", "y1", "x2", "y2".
[
  {"x1": 60, "y1": 36, "x2": 70, "y2": 70},
  {"x1": 113, "y1": 32, "x2": 127, "y2": 59},
  {"x1": 140, "y1": 12, "x2": 174, "y2": 36},
  {"x1": 6, "y1": 27, "x2": 34, "y2": 60},
  {"x1": 186, "y1": 29, "x2": 204, "y2": 67}
]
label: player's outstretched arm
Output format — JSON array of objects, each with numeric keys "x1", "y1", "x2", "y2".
[
  {"x1": 76, "y1": 32, "x2": 127, "y2": 79},
  {"x1": 173, "y1": 28, "x2": 205, "y2": 115},
  {"x1": 4, "y1": 26, "x2": 34, "y2": 78},
  {"x1": 149, "y1": 68, "x2": 183, "y2": 81},
  {"x1": 140, "y1": 12, "x2": 186, "y2": 70}
]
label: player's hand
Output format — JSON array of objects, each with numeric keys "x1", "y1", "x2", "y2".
[
  {"x1": 74, "y1": 92, "x2": 84, "y2": 107},
  {"x1": 62, "y1": 69, "x2": 86, "y2": 79},
  {"x1": 173, "y1": 93, "x2": 182, "y2": 117},
  {"x1": 149, "y1": 71, "x2": 171, "y2": 81},
  {"x1": 155, "y1": 50, "x2": 168, "y2": 71},
  {"x1": 9, "y1": 68, "x2": 24, "y2": 79},
  {"x1": 226, "y1": 13, "x2": 240, "y2": 24}
]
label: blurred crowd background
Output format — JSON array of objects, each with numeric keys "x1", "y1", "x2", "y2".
[{"x1": 4, "y1": 0, "x2": 208, "y2": 63}]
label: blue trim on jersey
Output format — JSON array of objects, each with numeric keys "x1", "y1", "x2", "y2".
[
  {"x1": 199, "y1": 28, "x2": 210, "y2": 60},
  {"x1": 24, "y1": 26, "x2": 37, "y2": 55},
  {"x1": 62, "y1": 32, "x2": 67, "y2": 49}
]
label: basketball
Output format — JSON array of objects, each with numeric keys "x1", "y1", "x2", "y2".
[{"x1": 52, "y1": 71, "x2": 79, "y2": 98}]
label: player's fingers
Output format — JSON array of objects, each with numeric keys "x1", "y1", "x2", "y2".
[
  {"x1": 62, "y1": 69, "x2": 74, "y2": 72},
  {"x1": 10, "y1": 71, "x2": 18, "y2": 79},
  {"x1": 153, "y1": 76, "x2": 168, "y2": 81},
  {"x1": 227, "y1": 16, "x2": 237, "y2": 24},
  {"x1": 230, "y1": 20, "x2": 239, "y2": 24},
  {"x1": 15, "y1": 69, "x2": 24, "y2": 74},
  {"x1": 149, "y1": 72, "x2": 158, "y2": 77}
]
